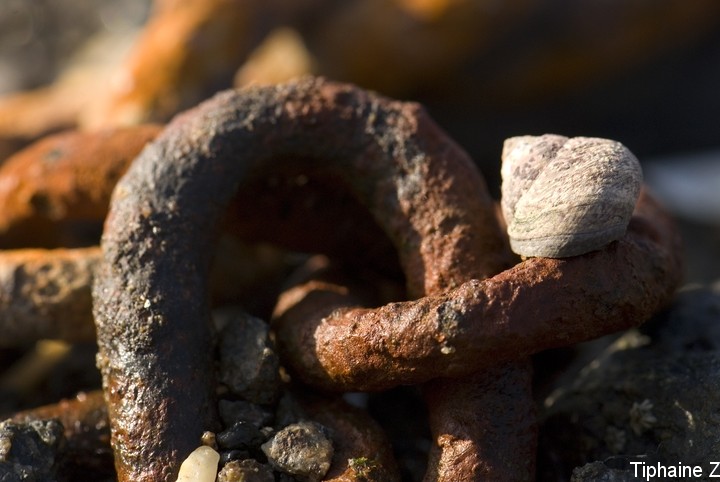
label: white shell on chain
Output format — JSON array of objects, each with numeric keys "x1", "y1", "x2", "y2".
[{"x1": 500, "y1": 134, "x2": 642, "y2": 258}]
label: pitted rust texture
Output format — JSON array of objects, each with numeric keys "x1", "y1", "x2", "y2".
[
  {"x1": 273, "y1": 256, "x2": 538, "y2": 480},
  {"x1": 92, "y1": 77, "x2": 682, "y2": 481},
  {"x1": 271, "y1": 187, "x2": 681, "y2": 481},
  {"x1": 0, "y1": 126, "x2": 159, "y2": 346},
  {"x1": 93, "y1": 76, "x2": 510, "y2": 482},
  {"x1": 0, "y1": 247, "x2": 100, "y2": 345},
  {"x1": 0, "y1": 241, "x2": 289, "y2": 347},
  {"x1": 423, "y1": 363, "x2": 537, "y2": 481},
  {"x1": 0, "y1": 125, "x2": 161, "y2": 248},
  {"x1": 273, "y1": 189, "x2": 681, "y2": 391}
]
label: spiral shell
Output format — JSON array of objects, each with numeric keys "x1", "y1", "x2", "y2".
[{"x1": 500, "y1": 134, "x2": 642, "y2": 258}]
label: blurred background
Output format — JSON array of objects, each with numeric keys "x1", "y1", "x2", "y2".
[{"x1": 1, "y1": 0, "x2": 718, "y2": 282}]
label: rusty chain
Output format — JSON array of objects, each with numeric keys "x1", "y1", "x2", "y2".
[{"x1": 0, "y1": 77, "x2": 683, "y2": 481}]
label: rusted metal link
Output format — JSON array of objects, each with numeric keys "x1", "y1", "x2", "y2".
[
  {"x1": 92, "y1": 77, "x2": 682, "y2": 481},
  {"x1": 422, "y1": 363, "x2": 537, "y2": 481},
  {"x1": 0, "y1": 240, "x2": 292, "y2": 347},
  {"x1": 84, "y1": 0, "x2": 280, "y2": 128},
  {"x1": 272, "y1": 188, "x2": 681, "y2": 391},
  {"x1": 273, "y1": 256, "x2": 537, "y2": 480},
  {"x1": 0, "y1": 122, "x2": 400, "y2": 349},
  {"x1": 0, "y1": 247, "x2": 100, "y2": 346},
  {"x1": 0, "y1": 125, "x2": 161, "y2": 249},
  {"x1": 272, "y1": 187, "x2": 680, "y2": 480},
  {"x1": 93, "y1": 76, "x2": 509, "y2": 481},
  {"x1": 0, "y1": 125, "x2": 355, "y2": 346},
  {"x1": 0, "y1": 126, "x2": 156, "y2": 345}
]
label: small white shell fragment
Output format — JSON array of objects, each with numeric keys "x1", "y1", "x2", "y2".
[
  {"x1": 175, "y1": 445, "x2": 220, "y2": 482},
  {"x1": 501, "y1": 134, "x2": 642, "y2": 258}
]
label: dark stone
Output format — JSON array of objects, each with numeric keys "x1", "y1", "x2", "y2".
[
  {"x1": 219, "y1": 449, "x2": 250, "y2": 466},
  {"x1": 215, "y1": 308, "x2": 281, "y2": 405},
  {"x1": 0, "y1": 419, "x2": 64, "y2": 481},
  {"x1": 216, "y1": 421, "x2": 266, "y2": 451},
  {"x1": 273, "y1": 392, "x2": 306, "y2": 429},
  {"x1": 538, "y1": 284, "x2": 720, "y2": 480},
  {"x1": 218, "y1": 399, "x2": 273, "y2": 429}
]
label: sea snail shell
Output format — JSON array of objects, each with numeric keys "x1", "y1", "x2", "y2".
[{"x1": 501, "y1": 134, "x2": 642, "y2": 258}]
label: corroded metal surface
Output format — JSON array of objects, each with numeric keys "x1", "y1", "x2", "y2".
[
  {"x1": 272, "y1": 189, "x2": 681, "y2": 481},
  {"x1": 0, "y1": 75, "x2": 680, "y2": 481},
  {"x1": 0, "y1": 125, "x2": 161, "y2": 248},
  {"x1": 274, "y1": 189, "x2": 681, "y2": 391},
  {"x1": 93, "y1": 77, "x2": 510, "y2": 481},
  {"x1": 0, "y1": 247, "x2": 100, "y2": 345}
]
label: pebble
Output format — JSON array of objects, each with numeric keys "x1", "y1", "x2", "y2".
[
  {"x1": 273, "y1": 391, "x2": 307, "y2": 428},
  {"x1": 0, "y1": 419, "x2": 64, "y2": 481},
  {"x1": 261, "y1": 421, "x2": 334, "y2": 482},
  {"x1": 216, "y1": 421, "x2": 266, "y2": 451},
  {"x1": 214, "y1": 308, "x2": 281, "y2": 404},
  {"x1": 219, "y1": 449, "x2": 250, "y2": 466},
  {"x1": 217, "y1": 459, "x2": 275, "y2": 482}
]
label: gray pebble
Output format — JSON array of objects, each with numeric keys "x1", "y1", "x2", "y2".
[
  {"x1": 261, "y1": 421, "x2": 334, "y2": 482},
  {"x1": 215, "y1": 307, "x2": 281, "y2": 404}
]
